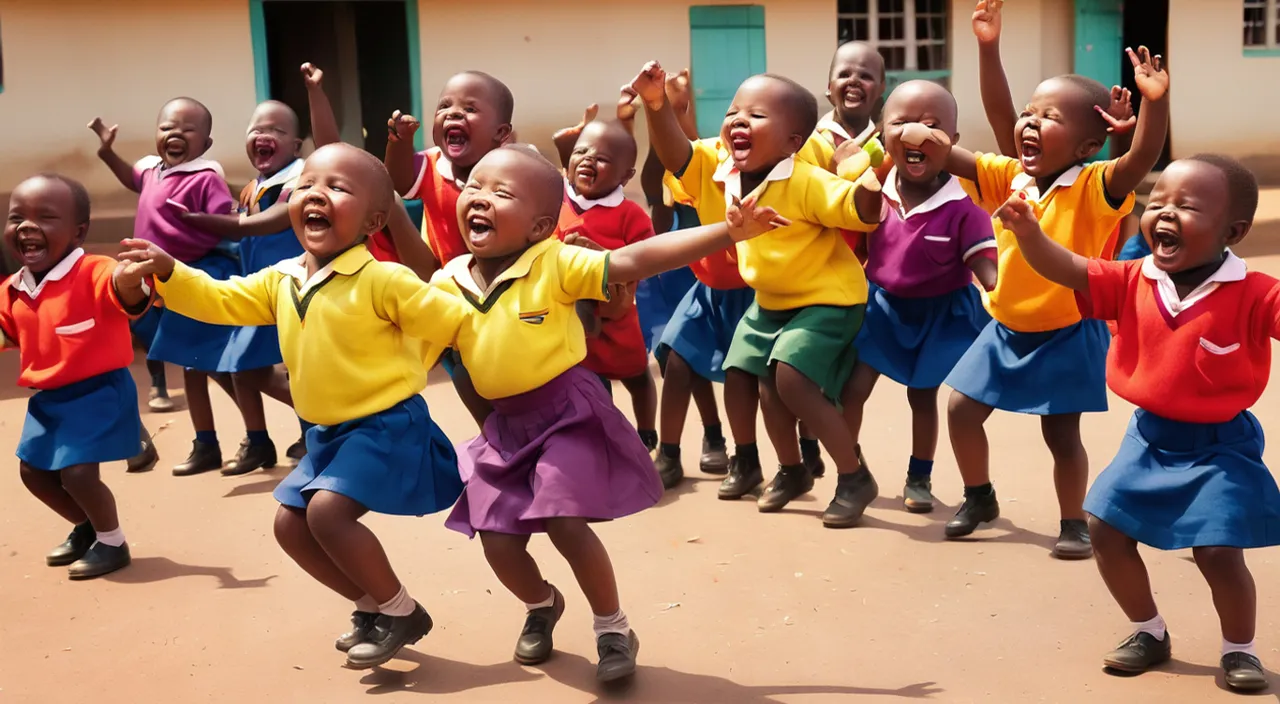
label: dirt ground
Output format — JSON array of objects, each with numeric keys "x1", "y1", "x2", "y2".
[{"x1": 5, "y1": 262, "x2": 1280, "y2": 704}]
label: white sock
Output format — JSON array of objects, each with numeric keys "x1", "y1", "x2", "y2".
[
  {"x1": 354, "y1": 595, "x2": 379, "y2": 613},
  {"x1": 1223, "y1": 639, "x2": 1257, "y2": 657},
  {"x1": 1132, "y1": 614, "x2": 1166, "y2": 641},
  {"x1": 524, "y1": 584, "x2": 556, "y2": 611},
  {"x1": 95, "y1": 528, "x2": 125, "y2": 548},
  {"x1": 592, "y1": 609, "x2": 630, "y2": 638},
  {"x1": 378, "y1": 585, "x2": 415, "y2": 618}
]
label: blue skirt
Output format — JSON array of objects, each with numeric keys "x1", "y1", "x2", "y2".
[
  {"x1": 274, "y1": 395, "x2": 462, "y2": 516},
  {"x1": 130, "y1": 306, "x2": 163, "y2": 351},
  {"x1": 945, "y1": 318, "x2": 1110, "y2": 415},
  {"x1": 18, "y1": 368, "x2": 144, "y2": 471},
  {"x1": 655, "y1": 283, "x2": 755, "y2": 384},
  {"x1": 149, "y1": 250, "x2": 240, "y2": 372},
  {"x1": 1085, "y1": 410, "x2": 1280, "y2": 550},
  {"x1": 636, "y1": 266, "x2": 697, "y2": 353},
  {"x1": 218, "y1": 230, "x2": 304, "y2": 372},
  {"x1": 856, "y1": 284, "x2": 991, "y2": 389}
]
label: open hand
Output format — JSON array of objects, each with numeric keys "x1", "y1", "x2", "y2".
[
  {"x1": 665, "y1": 68, "x2": 693, "y2": 114},
  {"x1": 994, "y1": 193, "x2": 1041, "y2": 238},
  {"x1": 300, "y1": 62, "x2": 324, "y2": 88},
  {"x1": 1127, "y1": 46, "x2": 1169, "y2": 102},
  {"x1": 726, "y1": 195, "x2": 791, "y2": 242},
  {"x1": 631, "y1": 61, "x2": 668, "y2": 110},
  {"x1": 117, "y1": 238, "x2": 177, "y2": 282},
  {"x1": 972, "y1": 0, "x2": 1004, "y2": 45},
  {"x1": 1095, "y1": 85, "x2": 1135, "y2": 134},
  {"x1": 617, "y1": 86, "x2": 640, "y2": 130},
  {"x1": 553, "y1": 104, "x2": 599, "y2": 145},
  {"x1": 88, "y1": 118, "x2": 118, "y2": 154},
  {"x1": 387, "y1": 110, "x2": 420, "y2": 143}
]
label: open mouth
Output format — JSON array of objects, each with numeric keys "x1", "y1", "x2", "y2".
[
  {"x1": 444, "y1": 126, "x2": 469, "y2": 158},
  {"x1": 903, "y1": 149, "x2": 926, "y2": 165},
  {"x1": 574, "y1": 165, "x2": 597, "y2": 186},
  {"x1": 164, "y1": 139, "x2": 187, "y2": 158},
  {"x1": 1151, "y1": 228, "x2": 1180, "y2": 258},
  {"x1": 466, "y1": 214, "x2": 495, "y2": 245},
  {"x1": 15, "y1": 237, "x2": 47, "y2": 265},
  {"x1": 1019, "y1": 135, "x2": 1042, "y2": 169},
  {"x1": 899, "y1": 148, "x2": 930, "y2": 178},
  {"x1": 842, "y1": 86, "x2": 865, "y2": 106},
  {"x1": 252, "y1": 137, "x2": 278, "y2": 166},
  {"x1": 728, "y1": 128, "x2": 752, "y2": 161},
  {"x1": 303, "y1": 210, "x2": 331, "y2": 235}
]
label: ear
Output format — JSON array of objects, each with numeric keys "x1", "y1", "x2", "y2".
[
  {"x1": 825, "y1": 86, "x2": 837, "y2": 108},
  {"x1": 292, "y1": 138, "x2": 303, "y2": 156},
  {"x1": 363, "y1": 210, "x2": 389, "y2": 236},
  {"x1": 529, "y1": 213, "x2": 557, "y2": 241},
  {"x1": 951, "y1": 131, "x2": 961, "y2": 146},
  {"x1": 1075, "y1": 137, "x2": 1104, "y2": 162},
  {"x1": 73, "y1": 221, "x2": 90, "y2": 246},
  {"x1": 204, "y1": 136, "x2": 214, "y2": 152},
  {"x1": 619, "y1": 166, "x2": 637, "y2": 187},
  {"x1": 1225, "y1": 219, "x2": 1253, "y2": 247},
  {"x1": 494, "y1": 123, "x2": 514, "y2": 146},
  {"x1": 787, "y1": 132, "x2": 806, "y2": 155}
]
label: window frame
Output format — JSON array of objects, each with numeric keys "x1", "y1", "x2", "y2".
[
  {"x1": 836, "y1": 0, "x2": 951, "y2": 87},
  {"x1": 1244, "y1": 0, "x2": 1280, "y2": 56}
]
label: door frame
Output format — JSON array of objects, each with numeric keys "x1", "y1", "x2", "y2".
[{"x1": 248, "y1": 0, "x2": 425, "y2": 149}]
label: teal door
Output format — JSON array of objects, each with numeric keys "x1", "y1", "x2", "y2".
[
  {"x1": 1074, "y1": 0, "x2": 1123, "y2": 161},
  {"x1": 689, "y1": 6, "x2": 766, "y2": 139}
]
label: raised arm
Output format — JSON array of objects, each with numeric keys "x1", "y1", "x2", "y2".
[
  {"x1": 633, "y1": 62, "x2": 694, "y2": 174},
  {"x1": 972, "y1": 0, "x2": 1018, "y2": 157},
  {"x1": 640, "y1": 147, "x2": 675, "y2": 234},
  {"x1": 385, "y1": 111, "x2": 422, "y2": 196},
  {"x1": 665, "y1": 69, "x2": 700, "y2": 141},
  {"x1": 179, "y1": 200, "x2": 294, "y2": 240},
  {"x1": 1104, "y1": 47, "x2": 1170, "y2": 201},
  {"x1": 119, "y1": 239, "x2": 278, "y2": 326},
  {"x1": 88, "y1": 118, "x2": 138, "y2": 193},
  {"x1": 995, "y1": 194, "x2": 1088, "y2": 290},
  {"x1": 944, "y1": 145, "x2": 980, "y2": 184},
  {"x1": 552, "y1": 104, "x2": 599, "y2": 170},
  {"x1": 385, "y1": 193, "x2": 439, "y2": 282},
  {"x1": 301, "y1": 63, "x2": 341, "y2": 148}
]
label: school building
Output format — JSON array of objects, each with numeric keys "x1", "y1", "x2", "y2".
[{"x1": 1, "y1": 0, "x2": 1279, "y2": 215}]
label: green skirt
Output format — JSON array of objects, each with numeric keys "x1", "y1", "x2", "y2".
[{"x1": 724, "y1": 302, "x2": 865, "y2": 402}]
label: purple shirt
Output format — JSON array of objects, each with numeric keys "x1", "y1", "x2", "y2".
[
  {"x1": 864, "y1": 172, "x2": 996, "y2": 298},
  {"x1": 132, "y1": 157, "x2": 236, "y2": 263}
]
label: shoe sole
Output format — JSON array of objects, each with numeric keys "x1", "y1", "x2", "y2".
[
  {"x1": 221, "y1": 461, "x2": 277, "y2": 477},
  {"x1": 699, "y1": 464, "x2": 729, "y2": 475},
  {"x1": 944, "y1": 509, "x2": 1000, "y2": 539},
  {"x1": 1052, "y1": 546, "x2": 1095, "y2": 560},
  {"x1": 757, "y1": 492, "x2": 811, "y2": 513},
  {"x1": 345, "y1": 614, "x2": 433, "y2": 670},
  {"x1": 127, "y1": 452, "x2": 160, "y2": 474},
  {"x1": 68, "y1": 557, "x2": 131, "y2": 580},
  {"x1": 903, "y1": 500, "x2": 934, "y2": 514},
  {"x1": 1225, "y1": 676, "x2": 1270, "y2": 692},
  {"x1": 1103, "y1": 654, "x2": 1170, "y2": 673}
]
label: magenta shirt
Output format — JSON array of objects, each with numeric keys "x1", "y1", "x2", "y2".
[
  {"x1": 863, "y1": 173, "x2": 996, "y2": 298},
  {"x1": 132, "y1": 157, "x2": 236, "y2": 263}
]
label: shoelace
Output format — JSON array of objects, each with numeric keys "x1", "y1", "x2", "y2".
[
  {"x1": 521, "y1": 610, "x2": 552, "y2": 636},
  {"x1": 597, "y1": 633, "x2": 631, "y2": 657}
]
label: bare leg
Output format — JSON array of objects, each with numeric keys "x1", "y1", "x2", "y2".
[
  {"x1": 948, "y1": 391, "x2": 994, "y2": 487},
  {"x1": 620, "y1": 369, "x2": 658, "y2": 436},
  {"x1": 305, "y1": 491, "x2": 402, "y2": 603},
  {"x1": 658, "y1": 353, "x2": 695, "y2": 445},
  {"x1": 1041, "y1": 413, "x2": 1088, "y2": 521},
  {"x1": 840, "y1": 362, "x2": 880, "y2": 447},
  {"x1": 273, "y1": 504, "x2": 364, "y2": 600},
  {"x1": 184, "y1": 369, "x2": 217, "y2": 433},
  {"x1": 232, "y1": 373, "x2": 268, "y2": 433},
  {"x1": 58, "y1": 463, "x2": 120, "y2": 532},
  {"x1": 758, "y1": 372, "x2": 801, "y2": 466},
  {"x1": 906, "y1": 386, "x2": 940, "y2": 461},
  {"x1": 1089, "y1": 516, "x2": 1158, "y2": 621},
  {"x1": 479, "y1": 531, "x2": 552, "y2": 604},
  {"x1": 773, "y1": 363, "x2": 859, "y2": 473},
  {"x1": 723, "y1": 368, "x2": 758, "y2": 445},
  {"x1": 1193, "y1": 546, "x2": 1257, "y2": 644},
  {"x1": 20, "y1": 462, "x2": 88, "y2": 524},
  {"x1": 545, "y1": 518, "x2": 620, "y2": 616}
]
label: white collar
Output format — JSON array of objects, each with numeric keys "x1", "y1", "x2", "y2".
[
  {"x1": 1140, "y1": 250, "x2": 1246, "y2": 316},
  {"x1": 882, "y1": 170, "x2": 968, "y2": 218},
  {"x1": 1009, "y1": 165, "x2": 1083, "y2": 203},
  {"x1": 564, "y1": 179, "x2": 625, "y2": 210},
  {"x1": 712, "y1": 155, "x2": 796, "y2": 202},
  {"x1": 816, "y1": 112, "x2": 875, "y2": 146},
  {"x1": 10, "y1": 248, "x2": 85, "y2": 299},
  {"x1": 257, "y1": 158, "x2": 304, "y2": 194},
  {"x1": 433, "y1": 148, "x2": 462, "y2": 186},
  {"x1": 136, "y1": 155, "x2": 226, "y2": 180},
  {"x1": 272, "y1": 254, "x2": 336, "y2": 297}
]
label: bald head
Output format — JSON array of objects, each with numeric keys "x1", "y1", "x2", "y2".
[
  {"x1": 306, "y1": 143, "x2": 395, "y2": 214},
  {"x1": 251, "y1": 100, "x2": 300, "y2": 136},
  {"x1": 578, "y1": 120, "x2": 638, "y2": 168},
  {"x1": 160, "y1": 97, "x2": 213, "y2": 135},
  {"x1": 482, "y1": 145, "x2": 565, "y2": 221},
  {"x1": 884, "y1": 80, "x2": 958, "y2": 134},
  {"x1": 830, "y1": 41, "x2": 885, "y2": 82}
]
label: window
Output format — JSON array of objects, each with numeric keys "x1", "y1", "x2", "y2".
[
  {"x1": 1244, "y1": 0, "x2": 1280, "y2": 52},
  {"x1": 836, "y1": 0, "x2": 949, "y2": 85}
]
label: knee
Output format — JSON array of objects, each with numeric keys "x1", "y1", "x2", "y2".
[
  {"x1": 1193, "y1": 546, "x2": 1246, "y2": 577},
  {"x1": 304, "y1": 493, "x2": 356, "y2": 544},
  {"x1": 273, "y1": 505, "x2": 308, "y2": 547},
  {"x1": 1041, "y1": 417, "x2": 1084, "y2": 458},
  {"x1": 906, "y1": 386, "x2": 939, "y2": 413},
  {"x1": 480, "y1": 532, "x2": 529, "y2": 564},
  {"x1": 58, "y1": 464, "x2": 99, "y2": 493},
  {"x1": 1087, "y1": 515, "x2": 1132, "y2": 554},
  {"x1": 664, "y1": 352, "x2": 692, "y2": 385},
  {"x1": 545, "y1": 518, "x2": 591, "y2": 551},
  {"x1": 947, "y1": 391, "x2": 985, "y2": 425}
]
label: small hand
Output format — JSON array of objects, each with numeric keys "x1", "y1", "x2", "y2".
[
  {"x1": 665, "y1": 68, "x2": 693, "y2": 114},
  {"x1": 1127, "y1": 46, "x2": 1169, "y2": 102},
  {"x1": 631, "y1": 61, "x2": 668, "y2": 111},
  {"x1": 563, "y1": 233, "x2": 606, "y2": 251},
  {"x1": 1094, "y1": 85, "x2": 1136, "y2": 134},
  {"x1": 972, "y1": 0, "x2": 1004, "y2": 45},
  {"x1": 994, "y1": 193, "x2": 1041, "y2": 238},
  {"x1": 300, "y1": 62, "x2": 324, "y2": 89},
  {"x1": 88, "y1": 118, "x2": 118, "y2": 154},
  {"x1": 726, "y1": 195, "x2": 791, "y2": 242},
  {"x1": 387, "y1": 110, "x2": 421, "y2": 143},
  {"x1": 117, "y1": 238, "x2": 177, "y2": 281},
  {"x1": 832, "y1": 139, "x2": 866, "y2": 170},
  {"x1": 617, "y1": 86, "x2": 640, "y2": 130}
]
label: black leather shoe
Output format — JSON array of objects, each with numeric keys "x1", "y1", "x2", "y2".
[
  {"x1": 172, "y1": 440, "x2": 223, "y2": 477},
  {"x1": 944, "y1": 489, "x2": 1000, "y2": 538},
  {"x1": 46, "y1": 521, "x2": 94, "y2": 567},
  {"x1": 699, "y1": 438, "x2": 730, "y2": 475},
  {"x1": 804, "y1": 455, "x2": 826, "y2": 479},
  {"x1": 285, "y1": 436, "x2": 307, "y2": 465},
  {"x1": 822, "y1": 470, "x2": 879, "y2": 528},
  {"x1": 903, "y1": 473, "x2": 935, "y2": 513},
  {"x1": 345, "y1": 602, "x2": 433, "y2": 669},
  {"x1": 222, "y1": 438, "x2": 278, "y2": 477},
  {"x1": 126, "y1": 432, "x2": 159, "y2": 473},
  {"x1": 596, "y1": 630, "x2": 640, "y2": 683},
  {"x1": 718, "y1": 455, "x2": 764, "y2": 500},
  {"x1": 1053, "y1": 519, "x2": 1093, "y2": 560},
  {"x1": 655, "y1": 453, "x2": 684, "y2": 490},
  {"x1": 757, "y1": 464, "x2": 814, "y2": 513},
  {"x1": 335, "y1": 611, "x2": 378, "y2": 653},
  {"x1": 1222, "y1": 652, "x2": 1269, "y2": 692},
  {"x1": 1103, "y1": 631, "x2": 1171, "y2": 673},
  {"x1": 514, "y1": 585, "x2": 564, "y2": 665},
  {"x1": 68, "y1": 541, "x2": 131, "y2": 579}
]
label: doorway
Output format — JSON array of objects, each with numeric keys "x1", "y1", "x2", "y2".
[
  {"x1": 250, "y1": 0, "x2": 422, "y2": 155},
  {"x1": 689, "y1": 6, "x2": 767, "y2": 139}
]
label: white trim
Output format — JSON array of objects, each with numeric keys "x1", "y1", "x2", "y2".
[
  {"x1": 882, "y1": 169, "x2": 969, "y2": 218},
  {"x1": 272, "y1": 254, "x2": 336, "y2": 296},
  {"x1": 923, "y1": 235, "x2": 950, "y2": 242},
  {"x1": 1009, "y1": 166, "x2": 1084, "y2": 203},
  {"x1": 962, "y1": 240, "x2": 998, "y2": 260},
  {"x1": 255, "y1": 158, "x2": 304, "y2": 199},
  {"x1": 54, "y1": 318, "x2": 96, "y2": 336},
  {"x1": 565, "y1": 180, "x2": 625, "y2": 211},
  {"x1": 1140, "y1": 251, "x2": 1247, "y2": 317},
  {"x1": 11, "y1": 248, "x2": 86, "y2": 300},
  {"x1": 1199, "y1": 338, "x2": 1241, "y2": 355},
  {"x1": 136, "y1": 156, "x2": 226, "y2": 181},
  {"x1": 712, "y1": 156, "x2": 796, "y2": 202}
]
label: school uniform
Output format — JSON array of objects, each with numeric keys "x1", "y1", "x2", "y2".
[
  {"x1": 154, "y1": 246, "x2": 463, "y2": 516},
  {"x1": 131, "y1": 156, "x2": 240, "y2": 372},
  {"x1": 856, "y1": 172, "x2": 995, "y2": 389},
  {"x1": 557, "y1": 182, "x2": 654, "y2": 380},
  {"x1": 796, "y1": 114, "x2": 885, "y2": 254},
  {"x1": 945, "y1": 155, "x2": 1135, "y2": 414},
  {"x1": 0, "y1": 250, "x2": 147, "y2": 470},
  {"x1": 431, "y1": 237, "x2": 661, "y2": 537},
  {"x1": 673, "y1": 138, "x2": 877, "y2": 401},
  {"x1": 1079, "y1": 254, "x2": 1280, "y2": 550},
  {"x1": 219, "y1": 158, "x2": 305, "y2": 372}
]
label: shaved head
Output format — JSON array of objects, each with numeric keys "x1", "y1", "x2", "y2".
[
  {"x1": 306, "y1": 143, "x2": 395, "y2": 214},
  {"x1": 884, "y1": 80, "x2": 958, "y2": 134}
]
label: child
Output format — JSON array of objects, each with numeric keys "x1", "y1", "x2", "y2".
[
  {"x1": 381, "y1": 71, "x2": 515, "y2": 428},
  {"x1": 90, "y1": 98, "x2": 245, "y2": 477},
  {"x1": 995, "y1": 155, "x2": 1276, "y2": 693},
  {"x1": 430, "y1": 145, "x2": 785, "y2": 682},
  {"x1": 841, "y1": 81, "x2": 996, "y2": 514},
  {"x1": 636, "y1": 62, "x2": 882, "y2": 526},
  {"x1": 4, "y1": 174, "x2": 152, "y2": 579},
  {"x1": 119, "y1": 144, "x2": 464, "y2": 669},
  {"x1": 941, "y1": 4, "x2": 1170, "y2": 557}
]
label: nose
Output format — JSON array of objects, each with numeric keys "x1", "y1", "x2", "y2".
[{"x1": 304, "y1": 189, "x2": 328, "y2": 205}]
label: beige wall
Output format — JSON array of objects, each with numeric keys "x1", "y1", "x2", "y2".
[{"x1": 0, "y1": 0, "x2": 260, "y2": 208}]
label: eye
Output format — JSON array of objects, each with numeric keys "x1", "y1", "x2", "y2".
[
  {"x1": 750, "y1": 112, "x2": 766, "y2": 119},
  {"x1": 464, "y1": 106, "x2": 478, "y2": 114},
  {"x1": 1018, "y1": 110, "x2": 1032, "y2": 119}
]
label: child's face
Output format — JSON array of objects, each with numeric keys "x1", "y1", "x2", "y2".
[
  {"x1": 720, "y1": 76, "x2": 806, "y2": 174},
  {"x1": 882, "y1": 83, "x2": 956, "y2": 185},
  {"x1": 568, "y1": 122, "x2": 637, "y2": 200},
  {"x1": 433, "y1": 74, "x2": 513, "y2": 169},
  {"x1": 4, "y1": 177, "x2": 86, "y2": 274},
  {"x1": 1140, "y1": 160, "x2": 1245, "y2": 273},
  {"x1": 457, "y1": 150, "x2": 558, "y2": 260},
  {"x1": 1014, "y1": 78, "x2": 1103, "y2": 178},
  {"x1": 155, "y1": 101, "x2": 213, "y2": 167},
  {"x1": 288, "y1": 147, "x2": 389, "y2": 261},
  {"x1": 245, "y1": 102, "x2": 302, "y2": 176},
  {"x1": 828, "y1": 43, "x2": 884, "y2": 123}
]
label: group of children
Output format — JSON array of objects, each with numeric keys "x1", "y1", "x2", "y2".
[{"x1": 5, "y1": 0, "x2": 1279, "y2": 694}]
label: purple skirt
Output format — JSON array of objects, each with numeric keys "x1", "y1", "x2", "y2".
[{"x1": 444, "y1": 365, "x2": 661, "y2": 537}]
